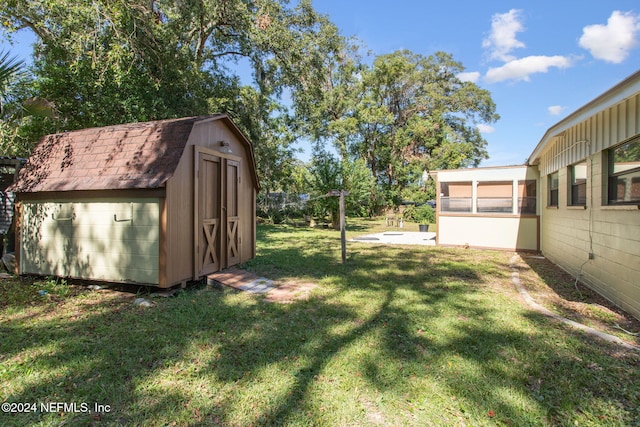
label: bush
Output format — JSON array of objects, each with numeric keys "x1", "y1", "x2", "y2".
[{"x1": 405, "y1": 204, "x2": 435, "y2": 224}]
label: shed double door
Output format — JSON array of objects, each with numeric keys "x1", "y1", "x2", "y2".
[{"x1": 195, "y1": 150, "x2": 241, "y2": 277}]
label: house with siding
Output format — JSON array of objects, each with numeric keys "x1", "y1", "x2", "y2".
[{"x1": 434, "y1": 70, "x2": 640, "y2": 319}]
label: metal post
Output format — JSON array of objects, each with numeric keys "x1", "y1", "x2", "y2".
[{"x1": 340, "y1": 190, "x2": 346, "y2": 264}]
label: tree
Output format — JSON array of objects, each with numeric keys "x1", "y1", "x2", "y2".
[
  {"x1": 308, "y1": 49, "x2": 499, "y2": 207},
  {"x1": 0, "y1": 49, "x2": 26, "y2": 154},
  {"x1": 0, "y1": 49, "x2": 24, "y2": 115},
  {"x1": 0, "y1": 0, "x2": 345, "y2": 190},
  {"x1": 360, "y1": 51, "x2": 499, "y2": 203},
  {"x1": 306, "y1": 147, "x2": 378, "y2": 226},
  {"x1": 0, "y1": 49, "x2": 56, "y2": 155},
  {"x1": 294, "y1": 38, "x2": 366, "y2": 161},
  {"x1": 340, "y1": 155, "x2": 380, "y2": 217},
  {"x1": 233, "y1": 85, "x2": 298, "y2": 195}
]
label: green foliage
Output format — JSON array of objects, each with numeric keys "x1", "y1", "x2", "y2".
[
  {"x1": 0, "y1": 49, "x2": 57, "y2": 156},
  {"x1": 1, "y1": 2, "x2": 499, "y2": 213},
  {"x1": 0, "y1": 0, "x2": 344, "y2": 192},
  {"x1": 306, "y1": 148, "x2": 380, "y2": 225},
  {"x1": 306, "y1": 149, "x2": 341, "y2": 222},
  {"x1": 342, "y1": 156, "x2": 381, "y2": 217},
  {"x1": 612, "y1": 138, "x2": 640, "y2": 163},
  {"x1": 400, "y1": 178, "x2": 436, "y2": 206},
  {"x1": 0, "y1": 49, "x2": 24, "y2": 109},
  {"x1": 0, "y1": 51, "x2": 27, "y2": 155},
  {"x1": 404, "y1": 203, "x2": 435, "y2": 224},
  {"x1": 234, "y1": 86, "x2": 299, "y2": 195},
  {"x1": 306, "y1": 49, "x2": 499, "y2": 209},
  {"x1": 256, "y1": 192, "x2": 307, "y2": 224}
]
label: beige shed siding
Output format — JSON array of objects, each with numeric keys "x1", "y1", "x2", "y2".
[
  {"x1": 537, "y1": 91, "x2": 640, "y2": 319},
  {"x1": 163, "y1": 145, "x2": 194, "y2": 286},
  {"x1": 189, "y1": 119, "x2": 257, "y2": 266},
  {"x1": 21, "y1": 199, "x2": 160, "y2": 284},
  {"x1": 163, "y1": 118, "x2": 257, "y2": 285}
]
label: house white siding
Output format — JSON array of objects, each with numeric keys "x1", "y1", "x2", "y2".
[
  {"x1": 435, "y1": 166, "x2": 539, "y2": 251},
  {"x1": 534, "y1": 79, "x2": 640, "y2": 319},
  {"x1": 438, "y1": 216, "x2": 538, "y2": 250}
]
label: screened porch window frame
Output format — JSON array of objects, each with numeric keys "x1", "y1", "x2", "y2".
[
  {"x1": 439, "y1": 179, "x2": 538, "y2": 216},
  {"x1": 476, "y1": 181, "x2": 514, "y2": 214},
  {"x1": 439, "y1": 181, "x2": 473, "y2": 213},
  {"x1": 518, "y1": 179, "x2": 537, "y2": 214}
]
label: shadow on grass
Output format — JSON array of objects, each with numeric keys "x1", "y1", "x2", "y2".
[
  {"x1": 518, "y1": 254, "x2": 640, "y2": 348},
  {"x1": 2, "y1": 225, "x2": 639, "y2": 426}
]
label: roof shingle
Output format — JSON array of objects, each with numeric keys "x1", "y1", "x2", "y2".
[{"x1": 9, "y1": 115, "x2": 221, "y2": 193}]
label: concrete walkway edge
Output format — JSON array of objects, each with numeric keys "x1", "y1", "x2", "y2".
[{"x1": 509, "y1": 255, "x2": 639, "y2": 352}]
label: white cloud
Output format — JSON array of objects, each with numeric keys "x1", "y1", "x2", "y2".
[
  {"x1": 482, "y1": 9, "x2": 526, "y2": 62},
  {"x1": 457, "y1": 71, "x2": 481, "y2": 83},
  {"x1": 547, "y1": 105, "x2": 565, "y2": 116},
  {"x1": 579, "y1": 11, "x2": 640, "y2": 63},
  {"x1": 477, "y1": 124, "x2": 496, "y2": 134},
  {"x1": 485, "y1": 55, "x2": 573, "y2": 83}
]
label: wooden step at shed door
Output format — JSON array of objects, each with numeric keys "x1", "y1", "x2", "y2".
[
  {"x1": 195, "y1": 152, "x2": 222, "y2": 277},
  {"x1": 225, "y1": 159, "x2": 241, "y2": 267}
]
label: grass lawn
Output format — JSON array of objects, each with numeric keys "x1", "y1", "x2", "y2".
[{"x1": 1, "y1": 219, "x2": 639, "y2": 426}]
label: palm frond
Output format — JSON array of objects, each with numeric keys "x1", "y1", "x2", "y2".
[{"x1": 0, "y1": 50, "x2": 25, "y2": 84}]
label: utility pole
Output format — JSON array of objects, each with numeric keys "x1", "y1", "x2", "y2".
[{"x1": 328, "y1": 190, "x2": 349, "y2": 263}]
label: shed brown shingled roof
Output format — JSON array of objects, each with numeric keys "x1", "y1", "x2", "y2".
[{"x1": 9, "y1": 115, "x2": 224, "y2": 193}]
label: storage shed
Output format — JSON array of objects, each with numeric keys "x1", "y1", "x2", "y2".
[{"x1": 8, "y1": 114, "x2": 260, "y2": 287}]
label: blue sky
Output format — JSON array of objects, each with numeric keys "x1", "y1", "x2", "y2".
[
  {"x1": 3, "y1": 1, "x2": 639, "y2": 166},
  {"x1": 312, "y1": 0, "x2": 640, "y2": 166}
]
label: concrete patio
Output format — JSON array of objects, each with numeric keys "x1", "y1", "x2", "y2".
[{"x1": 350, "y1": 231, "x2": 436, "y2": 246}]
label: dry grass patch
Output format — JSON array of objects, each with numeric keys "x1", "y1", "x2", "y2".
[{"x1": 515, "y1": 254, "x2": 640, "y2": 347}]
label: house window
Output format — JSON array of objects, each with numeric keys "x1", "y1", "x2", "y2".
[
  {"x1": 440, "y1": 182, "x2": 472, "y2": 212},
  {"x1": 569, "y1": 162, "x2": 587, "y2": 206},
  {"x1": 608, "y1": 138, "x2": 640, "y2": 204},
  {"x1": 477, "y1": 182, "x2": 513, "y2": 213},
  {"x1": 518, "y1": 180, "x2": 536, "y2": 214},
  {"x1": 548, "y1": 172, "x2": 559, "y2": 207}
]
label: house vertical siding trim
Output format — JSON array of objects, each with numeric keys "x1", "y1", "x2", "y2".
[
  {"x1": 535, "y1": 87, "x2": 640, "y2": 177},
  {"x1": 532, "y1": 77, "x2": 640, "y2": 320}
]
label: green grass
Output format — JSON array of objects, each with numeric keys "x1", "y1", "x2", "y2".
[{"x1": 1, "y1": 220, "x2": 639, "y2": 426}]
